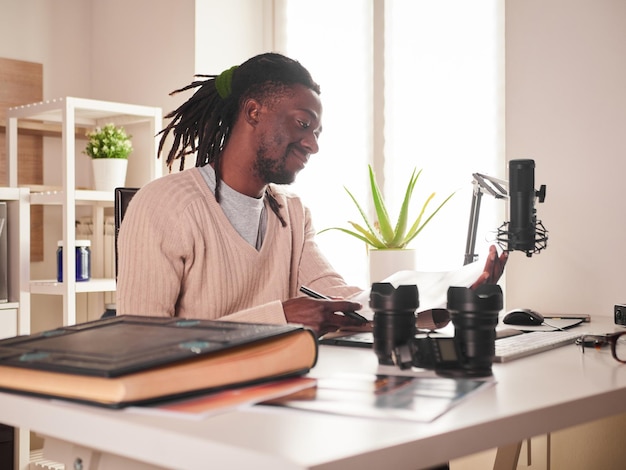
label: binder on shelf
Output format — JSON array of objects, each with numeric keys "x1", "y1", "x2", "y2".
[{"x1": 0, "y1": 315, "x2": 318, "y2": 408}]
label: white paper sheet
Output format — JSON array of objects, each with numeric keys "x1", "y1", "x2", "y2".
[{"x1": 351, "y1": 261, "x2": 486, "y2": 320}]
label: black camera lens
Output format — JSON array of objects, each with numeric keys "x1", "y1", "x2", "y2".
[
  {"x1": 447, "y1": 284, "x2": 503, "y2": 377},
  {"x1": 370, "y1": 283, "x2": 419, "y2": 365}
]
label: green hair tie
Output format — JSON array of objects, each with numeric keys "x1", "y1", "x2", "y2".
[{"x1": 215, "y1": 65, "x2": 238, "y2": 99}]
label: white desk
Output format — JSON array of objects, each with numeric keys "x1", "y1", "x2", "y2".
[{"x1": 2, "y1": 316, "x2": 625, "y2": 470}]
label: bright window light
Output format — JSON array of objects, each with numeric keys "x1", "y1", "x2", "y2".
[
  {"x1": 278, "y1": 0, "x2": 503, "y2": 287},
  {"x1": 280, "y1": 0, "x2": 373, "y2": 287},
  {"x1": 385, "y1": 0, "x2": 503, "y2": 271}
]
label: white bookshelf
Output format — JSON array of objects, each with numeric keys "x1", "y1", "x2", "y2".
[
  {"x1": 6, "y1": 97, "x2": 162, "y2": 327},
  {"x1": 5, "y1": 97, "x2": 162, "y2": 470}
]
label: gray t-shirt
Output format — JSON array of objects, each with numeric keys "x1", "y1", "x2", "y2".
[{"x1": 198, "y1": 165, "x2": 267, "y2": 250}]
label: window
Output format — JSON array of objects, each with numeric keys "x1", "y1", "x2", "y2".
[{"x1": 278, "y1": 0, "x2": 503, "y2": 287}]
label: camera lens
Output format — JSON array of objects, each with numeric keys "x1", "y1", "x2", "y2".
[
  {"x1": 370, "y1": 283, "x2": 419, "y2": 365},
  {"x1": 447, "y1": 284, "x2": 503, "y2": 377}
]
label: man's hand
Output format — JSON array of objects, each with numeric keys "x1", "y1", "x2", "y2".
[
  {"x1": 470, "y1": 245, "x2": 508, "y2": 290},
  {"x1": 282, "y1": 297, "x2": 365, "y2": 337}
]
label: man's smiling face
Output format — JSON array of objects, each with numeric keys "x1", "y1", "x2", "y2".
[{"x1": 253, "y1": 83, "x2": 323, "y2": 185}]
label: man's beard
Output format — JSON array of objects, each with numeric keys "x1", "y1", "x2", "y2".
[{"x1": 254, "y1": 144, "x2": 298, "y2": 185}]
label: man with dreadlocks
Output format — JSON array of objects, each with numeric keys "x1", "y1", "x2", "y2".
[
  {"x1": 117, "y1": 52, "x2": 365, "y2": 336},
  {"x1": 117, "y1": 52, "x2": 506, "y2": 336}
]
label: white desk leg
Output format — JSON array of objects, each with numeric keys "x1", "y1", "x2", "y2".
[
  {"x1": 493, "y1": 440, "x2": 522, "y2": 470},
  {"x1": 15, "y1": 427, "x2": 30, "y2": 470},
  {"x1": 493, "y1": 434, "x2": 551, "y2": 470}
]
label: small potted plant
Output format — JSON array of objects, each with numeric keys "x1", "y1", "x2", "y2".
[
  {"x1": 83, "y1": 123, "x2": 133, "y2": 192},
  {"x1": 320, "y1": 164, "x2": 455, "y2": 281}
]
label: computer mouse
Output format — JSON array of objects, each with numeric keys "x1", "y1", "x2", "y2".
[{"x1": 503, "y1": 308, "x2": 545, "y2": 326}]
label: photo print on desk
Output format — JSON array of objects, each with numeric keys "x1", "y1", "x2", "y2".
[{"x1": 260, "y1": 372, "x2": 494, "y2": 423}]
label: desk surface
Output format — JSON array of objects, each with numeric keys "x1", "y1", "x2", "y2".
[{"x1": 2, "y1": 316, "x2": 625, "y2": 470}]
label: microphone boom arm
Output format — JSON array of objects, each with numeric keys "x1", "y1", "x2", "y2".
[{"x1": 464, "y1": 173, "x2": 509, "y2": 265}]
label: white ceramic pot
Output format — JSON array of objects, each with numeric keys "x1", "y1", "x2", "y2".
[
  {"x1": 368, "y1": 248, "x2": 416, "y2": 284},
  {"x1": 91, "y1": 158, "x2": 128, "y2": 192}
]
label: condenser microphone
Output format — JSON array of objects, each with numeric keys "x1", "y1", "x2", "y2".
[
  {"x1": 509, "y1": 159, "x2": 537, "y2": 252},
  {"x1": 497, "y1": 159, "x2": 548, "y2": 256}
]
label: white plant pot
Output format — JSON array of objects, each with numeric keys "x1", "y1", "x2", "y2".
[
  {"x1": 92, "y1": 158, "x2": 128, "y2": 192},
  {"x1": 368, "y1": 248, "x2": 416, "y2": 284}
]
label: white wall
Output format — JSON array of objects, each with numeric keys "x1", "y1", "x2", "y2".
[
  {"x1": 195, "y1": 0, "x2": 273, "y2": 74},
  {"x1": 90, "y1": 0, "x2": 194, "y2": 109},
  {"x1": 505, "y1": 0, "x2": 626, "y2": 318},
  {"x1": 0, "y1": 0, "x2": 92, "y2": 97}
]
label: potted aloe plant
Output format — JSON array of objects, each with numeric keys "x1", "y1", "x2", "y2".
[
  {"x1": 320, "y1": 164, "x2": 455, "y2": 281},
  {"x1": 83, "y1": 123, "x2": 133, "y2": 192}
]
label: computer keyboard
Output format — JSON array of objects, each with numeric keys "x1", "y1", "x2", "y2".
[{"x1": 494, "y1": 329, "x2": 583, "y2": 363}]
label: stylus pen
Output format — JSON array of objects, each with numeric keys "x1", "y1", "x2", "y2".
[{"x1": 299, "y1": 285, "x2": 368, "y2": 323}]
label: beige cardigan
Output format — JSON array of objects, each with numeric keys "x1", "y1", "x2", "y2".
[{"x1": 117, "y1": 168, "x2": 360, "y2": 324}]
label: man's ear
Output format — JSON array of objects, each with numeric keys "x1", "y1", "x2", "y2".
[{"x1": 242, "y1": 98, "x2": 262, "y2": 126}]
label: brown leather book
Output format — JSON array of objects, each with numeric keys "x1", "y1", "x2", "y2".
[{"x1": 0, "y1": 315, "x2": 317, "y2": 408}]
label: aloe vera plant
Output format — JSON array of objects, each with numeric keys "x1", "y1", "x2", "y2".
[{"x1": 320, "y1": 165, "x2": 455, "y2": 249}]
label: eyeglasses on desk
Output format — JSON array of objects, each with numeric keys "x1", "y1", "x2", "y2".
[{"x1": 576, "y1": 332, "x2": 626, "y2": 363}]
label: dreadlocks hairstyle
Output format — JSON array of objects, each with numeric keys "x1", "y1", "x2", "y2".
[{"x1": 157, "y1": 52, "x2": 321, "y2": 226}]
